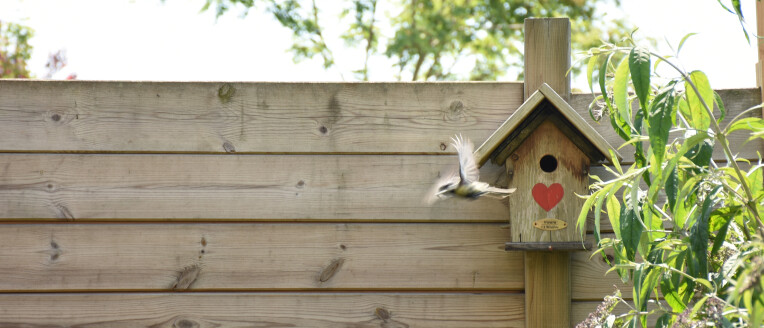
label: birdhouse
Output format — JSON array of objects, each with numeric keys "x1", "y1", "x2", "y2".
[{"x1": 474, "y1": 83, "x2": 620, "y2": 251}]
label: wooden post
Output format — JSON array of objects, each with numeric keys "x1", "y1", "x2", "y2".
[
  {"x1": 524, "y1": 18, "x2": 571, "y2": 101},
  {"x1": 522, "y1": 18, "x2": 572, "y2": 328}
]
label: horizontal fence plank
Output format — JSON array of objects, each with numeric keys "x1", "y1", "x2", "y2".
[
  {"x1": 0, "y1": 293, "x2": 525, "y2": 328},
  {"x1": 0, "y1": 154, "x2": 678, "y2": 224},
  {"x1": 0, "y1": 81, "x2": 758, "y2": 161},
  {"x1": 0, "y1": 223, "x2": 522, "y2": 291},
  {"x1": 0, "y1": 80, "x2": 523, "y2": 154},
  {"x1": 571, "y1": 234, "x2": 634, "y2": 301},
  {"x1": 0, "y1": 153, "x2": 510, "y2": 221}
]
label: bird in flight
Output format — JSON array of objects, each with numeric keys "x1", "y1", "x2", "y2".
[{"x1": 426, "y1": 134, "x2": 516, "y2": 203}]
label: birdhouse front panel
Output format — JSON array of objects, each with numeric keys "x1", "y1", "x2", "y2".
[{"x1": 506, "y1": 119, "x2": 589, "y2": 243}]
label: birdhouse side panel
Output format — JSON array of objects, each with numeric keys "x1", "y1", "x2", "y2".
[{"x1": 506, "y1": 120, "x2": 589, "y2": 243}]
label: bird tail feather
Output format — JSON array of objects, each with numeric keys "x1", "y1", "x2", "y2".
[{"x1": 482, "y1": 187, "x2": 516, "y2": 199}]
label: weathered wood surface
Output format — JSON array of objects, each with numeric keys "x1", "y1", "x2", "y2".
[
  {"x1": 505, "y1": 241, "x2": 592, "y2": 251},
  {"x1": 507, "y1": 120, "x2": 589, "y2": 243},
  {"x1": 571, "y1": 234, "x2": 634, "y2": 301},
  {"x1": 0, "y1": 154, "x2": 509, "y2": 221},
  {"x1": 0, "y1": 80, "x2": 523, "y2": 154},
  {"x1": 524, "y1": 18, "x2": 571, "y2": 100},
  {"x1": 0, "y1": 223, "x2": 522, "y2": 291},
  {"x1": 0, "y1": 80, "x2": 758, "y2": 161},
  {"x1": 522, "y1": 18, "x2": 573, "y2": 328},
  {"x1": 0, "y1": 293, "x2": 525, "y2": 327},
  {"x1": 0, "y1": 151, "x2": 657, "y2": 232}
]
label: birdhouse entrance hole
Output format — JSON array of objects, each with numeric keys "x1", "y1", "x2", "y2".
[{"x1": 539, "y1": 155, "x2": 557, "y2": 173}]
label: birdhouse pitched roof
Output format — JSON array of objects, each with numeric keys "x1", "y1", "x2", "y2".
[{"x1": 474, "y1": 83, "x2": 621, "y2": 167}]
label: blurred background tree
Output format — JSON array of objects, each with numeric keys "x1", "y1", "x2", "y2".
[
  {"x1": 0, "y1": 20, "x2": 33, "y2": 78},
  {"x1": 194, "y1": 0, "x2": 632, "y2": 81}
]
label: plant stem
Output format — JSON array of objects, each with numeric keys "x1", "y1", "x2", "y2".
[
  {"x1": 724, "y1": 104, "x2": 764, "y2": 133},
  {"x1": 639, "y1": 49, "x2": 764, "y2": 237}
]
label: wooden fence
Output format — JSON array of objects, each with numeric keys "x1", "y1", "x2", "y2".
[{"x1": 0, "y1": 78, "x2": 759, "y2": 327}]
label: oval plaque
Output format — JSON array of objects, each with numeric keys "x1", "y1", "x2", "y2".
[{"x1": 532, "y1": 218, "x2": 567, "y2": 231}]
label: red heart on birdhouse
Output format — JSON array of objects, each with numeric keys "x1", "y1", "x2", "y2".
[{"x1": 532, "y1": 183, "x2": 564, "y2": 212}]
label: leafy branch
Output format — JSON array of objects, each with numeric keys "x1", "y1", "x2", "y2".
[{"x1": 577, "y1": 31, "x2": 764, "y2": 327}]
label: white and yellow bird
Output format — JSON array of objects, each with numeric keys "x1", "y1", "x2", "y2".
[{"x1": 426, "y1": 134, "x2": 516, "y2": 203}]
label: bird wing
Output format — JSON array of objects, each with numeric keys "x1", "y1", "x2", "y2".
[
  {"x1": 451, "y1": 134, "x2": 479, "y2": 184},
  {"x1": 423, "y1": 170, "x2": 460, "y2": 205}
]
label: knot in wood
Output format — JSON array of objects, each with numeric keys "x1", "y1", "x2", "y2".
[
  {"x1": 318, "y1": 258, "x2": 344, "y2": 283},
  {"x1": 217, "y1": 83, "x2": 235, "y2": 104},
  {"x1": 222, "y1": 141, "x2": 236, "y2": 153},
  {"x1": 444, "y1": 100, "x2": 467, "y2": 121},
  {"x1": 172, "y1": 264, "x2": 201, "y2": 290},
  {"x1": 173, "y1": 318, "x2": 199, "y2": 328},
  {"x1": 374, "y1": 307, "x2": 391, "y2": 321}
]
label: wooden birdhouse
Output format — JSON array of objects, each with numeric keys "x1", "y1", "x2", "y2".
[{"x1": 474, "y1": 83, "x2": 621, "y2": 251}]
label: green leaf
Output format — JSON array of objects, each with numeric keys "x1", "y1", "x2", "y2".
[
  {"x1": 661, "y1": 272, "x2": 686, "y2": 312},
  {"x1": 593, "y1": 185, "x2": 610, "y2": 245},
  {"x1": 587, "y1": 55, "x2": 599, "y2": 93},
  {"x1": 665, "y1": 167, "x2": 678, "y2": 213},
  {"x1": 655, "y1": 313, "x2": 672, "y2": 328},
  {"x1": 607, "y1": 187, "x2": 623, "y2": 239},
  {"x1": 620, "y1": 207, "x2": 643, "y2": 261},
  {"x1": 685, "y1": 139, "x2": 714, "y2": 168},
  {"x1": 685, "y1": 71, "x2": 713, "y2": 131},
  {"x1": 690, "y1": 187, "x2": 717, "y2": 280},
  {"x1": 678, "y1": 252, "x2": 696, "y2": 306},
  {"x1": 677, "y1": 32, "x2": 697, "y2": 55},
  {"x1": 727, "y1": 117, "x2": 764, "y2": 134},
  {"x1": 713, "y1": 91, "x2": 726, "y2": 123},
  {"x1": 710, "y1": 206, "x2": 741, "y2": 257},
  {"x1": 648, "y1": 82, "x2": 678, "y2": 164},
  {"x1": 731, "y1": 0, "x2": 751, "y2": 44},
  {"x1": 614, "y1": 56, "x2": 633, "y2": 129},
  {"x1": 600, "y1": 52, "x2": 614, "y2": 112},
  {"x1": 629, "y1": 47, "x2": 651, "y2": 112},
  {"x1": 648, "y1": 132, "x2": 709, "y2": 203},
  {"x1": 690, "y1": 296, "x2": 710, "y2": 321},
  {"x1": 577, "y1": 193, "x2": 599, "y2": 239},
  {"x1": 677, "y1": 96, "x2": 690, "y2": 124}
]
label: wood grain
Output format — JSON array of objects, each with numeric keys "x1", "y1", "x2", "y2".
[
  {"x1": 0, "y1": 293, "x2": 525, "y2": 327},
  {"x1": 525, "y1": 251, "x2": 571, "y2": 328},
  {"x1": 0, "y1": 80, "x2": 523, "y2": 154},
  {"x1": 571, "y1": 240, "x2": 634, "y2": 300},
  {"x1": 522, "y1": 17, "x2": 572, "y2": 328},
  {"x1": 0, "y1": 154, "x2": 510, "y2": 221},
  {"x1": 524, "y1": 18, "x2": 571, "y2": 100},
  {"x1": 507, "y1": 120, "x2": 590, "y2": 243},
  {"x1": 0, "y1": 223, "x2": 522, "y2": 291},
  {"x1": 0, "y1": 151, "x2": 657, "y2": 232},
  {"x1": 0, "y1": 81, "x2": 757, "y2": 161}
]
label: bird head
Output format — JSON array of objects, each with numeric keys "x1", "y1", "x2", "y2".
[{"x1": 435, "y1": 181, "x2": 458, "y2": 199}]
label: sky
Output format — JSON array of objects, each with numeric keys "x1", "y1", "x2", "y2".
[{"x1": 1, "y1": 0, "x2": 760, "y2": 90}]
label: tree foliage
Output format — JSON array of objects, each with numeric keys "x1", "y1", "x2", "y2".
[
  {"x1": 576, "y1": 2, "x2": 764, "y2": 327},
  {"x1": 0, "y1": 20, "x2": 33, "y2": 78},
  {"x1": 197, "y1": 0, "x2": 631, "y2": 81}
]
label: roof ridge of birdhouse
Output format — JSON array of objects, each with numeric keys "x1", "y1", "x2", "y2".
[{"x1": 474, "y1": 83, "x2": 621, "y2": 167}]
